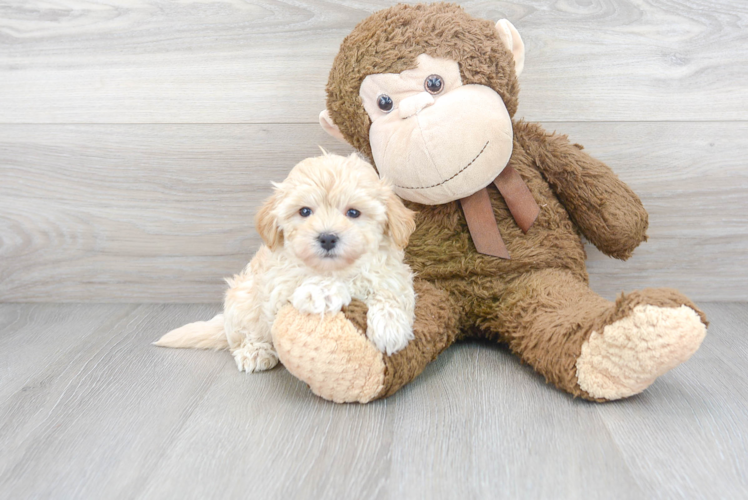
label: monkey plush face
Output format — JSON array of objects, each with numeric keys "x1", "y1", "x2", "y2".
[
  {"x1": 359, "y1": 54, "x2": 514, "y2": 204},
  {"x1": 320, "y1": 3, "x2": 525, "y2": 205}
]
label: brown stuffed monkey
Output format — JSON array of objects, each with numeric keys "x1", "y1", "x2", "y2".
[{"x1": 271, "y1": 3, "x2": 707, "y2": 403}]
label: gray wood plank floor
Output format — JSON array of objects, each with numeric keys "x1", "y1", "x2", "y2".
[{"x1": 0, "y1": 303, "x2": 745, "y2": 499}]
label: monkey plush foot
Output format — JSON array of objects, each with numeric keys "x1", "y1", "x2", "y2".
[
  {"x1": 272, "y1": 281, "x2": 459, "y2": 403},
  {"x1": 576, "y1": 304, "x2": 707, "y2": 400},
  {"x1": 272, "y1": 304, "x2": 387, "y2": 403}
]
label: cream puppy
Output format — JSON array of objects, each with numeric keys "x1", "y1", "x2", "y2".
[{"x1": 155, "y1": 152, "x2": 417, "y2": 372}]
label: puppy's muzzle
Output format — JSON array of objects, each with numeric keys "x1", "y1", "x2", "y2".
[{"x1": 318, "y1": 233, "x2": 339, "y2": 252}]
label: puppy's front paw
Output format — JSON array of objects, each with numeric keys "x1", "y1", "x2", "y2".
[
  {"x1": 231, "y1": 342, "x2": 279, "y2": 373},
  {"x1": 366, "y1": 303, "x2": 415, "y2": 355},
  {"x1": 292, "y1": 282, "x2": 351, "y2": 315},
  {"x1": 324, "y1": 281, "x2": 352, "y2": 313},
  {"x1": 292, "y1": 283, "x2": 327, "y2": 315}
]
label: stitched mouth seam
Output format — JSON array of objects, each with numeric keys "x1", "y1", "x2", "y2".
[{"x1": 394, "y1": 140, "x2": 489, "y2": 190}]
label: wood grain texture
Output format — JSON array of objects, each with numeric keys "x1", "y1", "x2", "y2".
[
  {"x1": 0, "y1": 303, "x2": 746, "y2": 498},
  {"x1": 0, "y1": 0, "x2": 746, "y2": 123},
  {"x1": 0, "y1": 123, "x2": 353, "y2": 302},
  {"x1": 0, "y1": 303, "x2": 225, "y2": 498},
  {"x1": 0, "y1": 303, "x2": 135, "y2": 400},
  {"x1": 596, "y1": 302, "x2": 748, "y2": 499},
  {"x1": 1, "y1": 122, "x2": 745, "y2": 302}
]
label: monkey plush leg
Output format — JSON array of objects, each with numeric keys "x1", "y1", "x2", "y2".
[
  {"x1": 489, "y1": 269, "x2": 707, "y2": 401},
  {"x1": 272, "y1": 280, "x2": 460, "y2": 403}
]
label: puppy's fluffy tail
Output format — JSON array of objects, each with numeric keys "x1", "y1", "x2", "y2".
[{"x1": 154, "y1": 314, "x2": 228, "y2": 350}]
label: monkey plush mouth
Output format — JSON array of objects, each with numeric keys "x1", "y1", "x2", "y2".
[{"x1": 394, "y1": 141, "x2": 489, "y2": 190}]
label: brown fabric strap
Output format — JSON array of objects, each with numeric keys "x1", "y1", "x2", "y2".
[
  {"x1": 493, "y1": 165, "x2": 540, "y2": 234},
  {"x1": 459, "y1": 188, "x2": 510, "y2": 259}
]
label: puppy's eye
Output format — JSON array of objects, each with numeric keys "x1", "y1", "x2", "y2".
[
  {"x1": 425, "y1": 75, "x2": 443, "y2": 94},
  {"x1": 377, "y1": 94, "x2": 393, "y2": 112},
  {"x1": 346, "y1": 208, "x2": 361, "y2": 218},
  {"x1": 299, "y1": 207, "x2": 313, "y2": 217}
]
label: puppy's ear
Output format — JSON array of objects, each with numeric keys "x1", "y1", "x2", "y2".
[
  {"x1": 385, "y1": 190, "x2": 416, "y2": 250},
  {"x1": 255, "y1": 191, "x2": 283, "y2": 250}
]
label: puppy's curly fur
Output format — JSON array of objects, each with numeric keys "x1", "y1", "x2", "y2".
[{"x1": 155, "y1": 153, "x2": 417, "y2": 371}]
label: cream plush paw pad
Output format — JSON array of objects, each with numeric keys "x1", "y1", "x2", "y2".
[
  {"x1": 576, "y1": 305, "x2": 706, "y2": 400},
  {"x1": 272, "y1": 305, "x2": 386, "y2": 404}
]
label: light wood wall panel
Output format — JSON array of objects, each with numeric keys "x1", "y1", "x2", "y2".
[
  {"x1": 1, "y1": 0, "x2": 746, "y2": 302},
  {"x1": 0, "y1": 0, "x2": 746, "y2": 123},
  {"x1": 1, "y1": 122, "x2": 745, "y2": 302}
]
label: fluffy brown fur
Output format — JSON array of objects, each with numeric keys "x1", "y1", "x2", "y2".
[{"x1": 275, "y1": 3, "x2": 707, "y2": 402}]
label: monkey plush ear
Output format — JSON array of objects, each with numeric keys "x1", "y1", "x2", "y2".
[
  {"x1": 319, "y1": 109, "x2": 347, "y2": 143},
  {"x1": 255, "y1": 190, "x2": 283, "y2": 250},
  {"x1": 495, "y1": 19, "x2": 525, "y2": 77}
]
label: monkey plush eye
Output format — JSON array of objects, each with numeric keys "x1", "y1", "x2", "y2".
[
  {"x1": 346, "y1": 208, "x2": 361, "y2": 218},
  {"x1": 377, "y1": 94, "x2": 394, "y2": 112},
  {"x1": 299, "y1": 207, "x2": 313, "y2": 217},
  {"x1": 425, "y1": 74, "x2": 444, "y2": 94}
]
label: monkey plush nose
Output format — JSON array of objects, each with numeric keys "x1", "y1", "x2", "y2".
[
  {"x1": 399, "y1": 92, "x2": 435, "y2": 119},
  {"x1": 318, "y1": 233, "x2": 339, "y2": 251}
]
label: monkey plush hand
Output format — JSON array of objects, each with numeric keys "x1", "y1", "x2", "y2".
[{"x1": 271, "y1": 3, "x2": 708, "y2": 403}]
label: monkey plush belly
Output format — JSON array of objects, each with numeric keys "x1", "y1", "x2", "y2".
[{"x1": 403, "y1": 155, "x2": 588, "y2": 285}]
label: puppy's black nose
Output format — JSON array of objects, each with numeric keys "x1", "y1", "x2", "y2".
[{"x1": 318, "y1": 233, "x2": 338, "y2": 251}]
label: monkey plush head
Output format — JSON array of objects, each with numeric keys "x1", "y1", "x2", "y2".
[{"x1": 319, "y1": 3, "x2": 525, "y2": 205}]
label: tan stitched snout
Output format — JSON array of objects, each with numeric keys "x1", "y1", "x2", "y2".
[{"x1": 399, "y1": 92, "x2": 434, "y2": 119}]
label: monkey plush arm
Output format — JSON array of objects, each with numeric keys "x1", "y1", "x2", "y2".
[{"x1": 516, "y1": 121, "x2": 648, "y2": 260}]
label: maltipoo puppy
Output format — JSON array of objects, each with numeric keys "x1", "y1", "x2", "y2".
[{"x1": 155, "y1": 152, "x2": 417, "y2": 372}]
